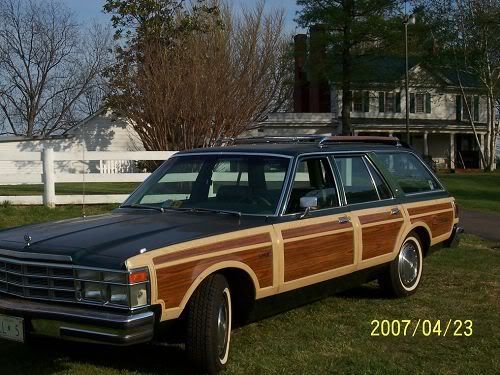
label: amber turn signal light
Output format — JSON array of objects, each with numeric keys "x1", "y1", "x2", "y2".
[{"x1": 129, "y1": 270, "x2": 149, "y2": 284}]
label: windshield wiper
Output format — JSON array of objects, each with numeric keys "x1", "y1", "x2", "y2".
[
  {"x1": 120, "y1": 203, "x2": 164, "y2": 213},
  {"x1": 171, "y1": 207, "x2": 242, "y2": 218}
]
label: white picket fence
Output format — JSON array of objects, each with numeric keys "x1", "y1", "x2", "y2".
[{"x1": 0, "y1": 149, "x2": 176, "y2": 207}]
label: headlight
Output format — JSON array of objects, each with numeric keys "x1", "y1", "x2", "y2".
[
  {"x1": 82, "y1": 282, "x2": 108, "y2": 302},
  {"x1": 76, "y1": 268, "x2": 150, "y2": 309},
  {"x1": 109, "y1": 285, "x2": 129, "y2": 305}
]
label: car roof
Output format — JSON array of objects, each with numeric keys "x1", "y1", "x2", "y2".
[{"x1": 177, "y1": 142, "x2": 405, "y2": 157}]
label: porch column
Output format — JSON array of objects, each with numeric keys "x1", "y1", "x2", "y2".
[
  {"x1": 423, "y1": 131, "x2": 429, "y2": 156},
  {"x1": 479, "y1": 133, "x2": 485, "y2": 169},
  {"x1": 449, "y1": 133, "x2": 455, "y2": 170}
]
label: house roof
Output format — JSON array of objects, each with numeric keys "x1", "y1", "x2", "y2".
[{"x1": 329, "y1": 56, "x2": 481, "y2": 89}]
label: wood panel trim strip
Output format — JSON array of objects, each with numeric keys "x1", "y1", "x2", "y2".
[
  {"x1": 407, "y1": 203, "x2": 452, "y2": 216},
  {"x1": 283, "y1": 227, "x2": 353, "y2": 243},
  {"x1": 281, "y1": 220, "x2": 352, "y2": 240},
  {"x1": 359, "y1": 211, "x2": 403, "y2": 225},
  {"x1": 153, "y1": 232, "x2": 271, "y2": 265}
]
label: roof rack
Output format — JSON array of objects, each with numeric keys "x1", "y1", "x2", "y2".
[{"x1": 232, "y1": 135, "x2": 404, "y2": 148}]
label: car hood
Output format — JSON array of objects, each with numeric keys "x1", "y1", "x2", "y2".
[{"x1": 0, "y1": 210, "x2": 266, "y2": 269}]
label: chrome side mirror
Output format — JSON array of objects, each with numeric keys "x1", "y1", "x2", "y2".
[{"x1": 299, "y1": 196, "x2": 318, "y2": 219}]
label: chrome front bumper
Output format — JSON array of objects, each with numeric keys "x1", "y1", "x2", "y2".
[{"x1": 0, "y1": 295, "x2": 155, "y2": 345}]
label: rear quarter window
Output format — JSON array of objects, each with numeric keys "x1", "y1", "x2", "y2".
[{"x1": 374, "y1": 152, "x2": 442, "y2": 194}]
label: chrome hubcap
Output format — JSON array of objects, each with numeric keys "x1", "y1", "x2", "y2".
[
  {"x1": 398, "y1": 241, "x2": 420, "y2": 287},
  {"x1": 217, "y1": 294, "x2": 229, "y2": 359}
]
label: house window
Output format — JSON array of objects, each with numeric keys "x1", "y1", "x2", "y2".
[
  {"x1": 378, "y1": 92, "x2": 385, "y2": 113},
  {"x1": 351, "y1": 91, "x2": 370, "y2": 112},
  {"x1": 416, "y1": 94, "x2": 425, "y2": 113},
  {"x1": 379, "y1": 92, "x2": 401, "y2": 113},
  {"x1": 462, "y1": 95, "x2": 479, "y2": 122},
  {"x1": 411, "y1": 93, "x2": 432, "y2": 114},
  {"x1": 353, "y1": 91, "x2": 363, "y2": 112},
  {"x1": 385, "y1": 93, "x2": 394, "y2": 112}
]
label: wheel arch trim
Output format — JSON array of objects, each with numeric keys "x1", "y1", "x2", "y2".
[{"x1": 161, "y1": 261, "x2": 261, "y2": 321}]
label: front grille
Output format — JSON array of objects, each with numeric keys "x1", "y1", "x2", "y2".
[
  {"x1": 0, "y1": 258, "x2": 78, "y2": 302},
  {"x1": 0, "y1": 256, "x2": 141, "y2": 310}
]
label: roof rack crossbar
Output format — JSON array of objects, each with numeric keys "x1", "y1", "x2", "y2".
[
  {"x1": 232, "y1": 135, "x2": 329, "y2": 145},
  {"x1": 230, "y1": 135, "x2": 403, "y2": 148}
]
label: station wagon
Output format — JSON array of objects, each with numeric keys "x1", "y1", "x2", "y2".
[{"x1": 0, "y1": 136, "x2": 462, "y2": 373}]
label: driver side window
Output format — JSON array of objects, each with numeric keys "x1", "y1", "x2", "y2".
[{"x1": 285, "y1": 157, "x2": 339, "y2": 214}]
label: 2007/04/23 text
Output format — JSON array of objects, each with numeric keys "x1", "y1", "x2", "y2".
[{"x1": 370, "y1": 319, "x2": 473, "y2": 337}]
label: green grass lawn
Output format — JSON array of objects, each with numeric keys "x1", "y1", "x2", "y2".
[
  {"x1": 0, "y1": 182, "x2": 140, "y2": 196},
  {"x1": 438, "y1": 173, "x2": 500, "y2": 214},
  {"x1": 0, "y1": 205, "x2": 498, "y2": 374}
]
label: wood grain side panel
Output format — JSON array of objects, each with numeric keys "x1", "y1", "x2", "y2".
[
  {"x1": 408, "y1": 203, "x2": 453, "y2": 216},
  {"x1": 359, "y1": 211, "x2": 402, "y2": 225},
  {"x1": 411, "y1": 211, "x2": 454, "y2": 238},
  {"x1": 153, "y1": 233, "x2": 271, "y2": 264},
  {"x1": 281, "y1": 221, "x2": 351, "y2": 240},
  {"x1": 283, "y1": 231, "x2": 354, "y2": 282},
  {"x1": 362, "y1": 221, "x2": 404, "y2": 260},
  {"x1": 156, "y1": 245, "x2": 273, "y2": 308}
]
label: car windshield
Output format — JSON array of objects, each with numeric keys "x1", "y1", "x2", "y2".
[{"x1": 123, "y1": 154, "x2": 291, "y2": 215}]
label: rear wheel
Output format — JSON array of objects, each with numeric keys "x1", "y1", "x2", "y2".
[
  {"x1": 379, "y1": 233, "x2": 423, "y2": 297},
  {"x1": 186, "y1": 274, "x2": 232, "y2": 374}
]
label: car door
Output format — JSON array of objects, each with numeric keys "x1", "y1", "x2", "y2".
[
  {"x1": 333, "y1": 154, "x2": 406, "y2": 268},
  {"x1": 274, "y1": 155, "x2": 357, "y2": 293}
]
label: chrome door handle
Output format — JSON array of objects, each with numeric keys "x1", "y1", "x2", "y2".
[
  {"x1": 338, "y1": 216, "x2": 351, "y2": 224},
  {"x1": 390, "y1": 207, "x2": 400, "y2": 215}
]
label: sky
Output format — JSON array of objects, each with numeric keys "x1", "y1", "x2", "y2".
[{"x1": 65, "y1": 0, "x2": 303, "y2": 33}]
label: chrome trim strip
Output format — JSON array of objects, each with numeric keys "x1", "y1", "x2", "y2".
[
  {"x1": 362, "y1": 156, "x2": 382, "y2": 200},
  {"x1": 364, "y1": 155, "x2": 396, "y2": 199},
  {"x1": 173, "y1": 152, "x2": 294, "y2": 159},
  {"x1": 0, "y1": 249, "x2": 72, "y2": 263}
]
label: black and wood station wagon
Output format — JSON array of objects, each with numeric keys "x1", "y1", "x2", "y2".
[{"x1": 0, "y1": 136, "x2": 462, "y2": 373}]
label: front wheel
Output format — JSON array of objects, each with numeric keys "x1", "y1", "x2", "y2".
[
  {"x1": 186, "y1": 274, "x2": 232, "y2": 374},
  {"x1": 379, "y1": 233, "x2": 423, "y2": 297}
]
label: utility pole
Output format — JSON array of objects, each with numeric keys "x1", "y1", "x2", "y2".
[{"x1": 404, "y1": 14, "x2": 416, "y2": 145}]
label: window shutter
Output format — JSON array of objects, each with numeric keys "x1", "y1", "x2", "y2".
[
  {"x1": 456, "y1": 95, "x2": 462, "y2": 121},
  {"x1": 473, "y1": 96, "x2": 479, "y2": 122},
  {"x1": 425, "y1": 93, "x2": 431, "y2": 113},
  {"x1": 363, "y1": 91, "x2": 370, "y2": 112},
  {"x1": 378, "y1": 92, "x2": 385, "y2": 113},
  {"x1": 395, "y1": 92, "x2": 401, "y2": 113},
  {"x1": 410, "y1": 93, "x2": 415, "y2": 113},
  {"x1": 350, "y1": 91, "x2": 353, "y2": 112}
]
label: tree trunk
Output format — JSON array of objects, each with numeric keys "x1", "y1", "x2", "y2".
[
  {"x1": 456, "y1": 71, "x2": 486, "y2": 168},
  {"x1": 488, "y1": 91, "x2": 497, "y2": 171},
  {"x1": 340, "y1": 0, "x2": 353, "y2": 136}
]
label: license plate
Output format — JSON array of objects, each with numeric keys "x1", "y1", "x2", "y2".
[{"x1": 0, "y1": 314, "x2": 24, "y2": 343}]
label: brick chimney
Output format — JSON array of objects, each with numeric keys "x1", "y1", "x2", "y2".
[
  {"x1": 293, "y1": 34, "x2": 309, "y2": 113},
  {"x1": 308, "y1": 24, "x2": 330, "y2": 113}
]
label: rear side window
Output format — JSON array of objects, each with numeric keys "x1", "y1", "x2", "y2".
[
  {"x1": 335, "y1": 156, "x2": 379, "y2": 204},
  {"x1": 375, "y1": 152, "x2": 441, "y2": 194}
]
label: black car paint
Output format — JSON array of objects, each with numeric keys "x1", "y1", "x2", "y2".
[{"x1": 0, "y1": 210, "x2": 267, "y2": 269}]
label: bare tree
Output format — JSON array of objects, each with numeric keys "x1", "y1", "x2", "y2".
[
  {"x1": 0, "y1": 0, "x2": 112, "y2": 137},
  {"x1": 107, "y1": 0, "x2": 291, "y2": 151}
]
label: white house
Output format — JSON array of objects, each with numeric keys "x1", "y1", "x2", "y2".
[
  {"x1": 252, "y1": 32, "x2": 497, "y2": 171},
  {"x1": 0, "y1": 108, "x2": 145, "y2": 176}
]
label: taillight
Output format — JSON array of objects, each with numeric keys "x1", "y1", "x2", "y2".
[{"x1": 454, "y1": 202, "x2": 459, "y2": 219}]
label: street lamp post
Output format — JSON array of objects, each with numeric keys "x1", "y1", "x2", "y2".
[{"x1": 403, "y1": 14, "x2": 416, "y2": 146}]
